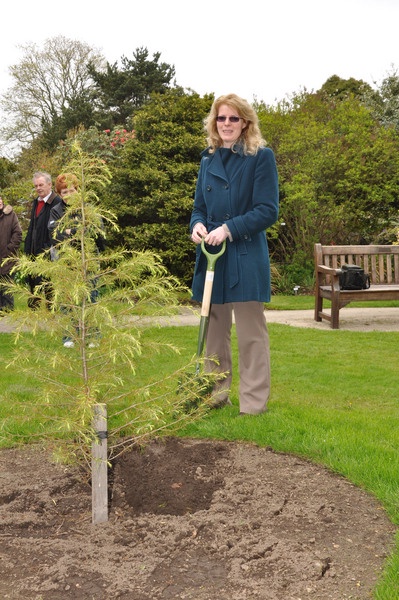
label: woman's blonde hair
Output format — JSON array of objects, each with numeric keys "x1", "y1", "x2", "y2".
[{"x1": 204, "y1": 93, "x2": 265, "y2": 155}]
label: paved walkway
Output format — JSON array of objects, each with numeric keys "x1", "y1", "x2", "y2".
[
  {"x1": 264, "y1": 306, "x2": 399, "y2": 331},
  {"x1": 1, "y1": 306, "x2": 398, "y2": 333},
  {"x1": 158, "y1": 306, "x2": 399, "y2": 332}
]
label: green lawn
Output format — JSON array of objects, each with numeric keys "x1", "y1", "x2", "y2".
[
  {"x1": 268, "y1": 293, "x2": 399, "y2": 310},
  {"x1": 1, "y1": 297, "x2": 399, "y2": 598}
]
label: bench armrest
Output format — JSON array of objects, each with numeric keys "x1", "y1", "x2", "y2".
[
  {"x1": 316, "y1": 265, "x2": 342, "y2": 276},
  {"x1": 315, "y1": 264, "x2": 341, "y2": 292}
]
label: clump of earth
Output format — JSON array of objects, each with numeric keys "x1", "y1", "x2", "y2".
[{"x1": 0, "y1": 437, "x2": 395, "y2": 599}]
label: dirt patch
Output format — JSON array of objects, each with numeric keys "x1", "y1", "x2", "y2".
[{"x1": 0, "y1": 437, "x2": 395, "y2": 600}]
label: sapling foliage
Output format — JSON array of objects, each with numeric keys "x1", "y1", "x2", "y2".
[{"x1": 5, "y1": 141, "x2": 220, "y2": 464}]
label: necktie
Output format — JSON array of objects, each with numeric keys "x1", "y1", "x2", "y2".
[{"x1": 36, "y1": 199, "x2": 45, "y2": 217}]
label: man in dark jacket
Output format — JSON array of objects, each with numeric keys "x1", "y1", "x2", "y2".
[
  {"x1": 24, "y1": 171, "x2": 62, "y2": 308},
  {"x1": 0, "y1": 195, "x2": 22, "y2": 312}
]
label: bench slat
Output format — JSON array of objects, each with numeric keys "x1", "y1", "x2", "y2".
[
  {"x1": 371, "y1": 255, "x2": 378, "y2": 282},
  {"x1": 387, "y1": 254, "x2": 392, "y2": 284}
]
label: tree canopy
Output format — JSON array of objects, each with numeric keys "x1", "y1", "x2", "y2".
[
  {"x1": 0, "y1": 39, "x2": 177, "y2": 155},
  {"x1": 109, "y1": 89, "x2": 213, "y2": 285},
  {"x1": 258, "y1": 89, "x2": 399, "y2": 272},
  {"x1": 88, "y1": 47, "x2": 176, "y2": 129},
  {"x1": 0, "y1": 36, "x2": 105, "y2": 151},
  {"x1": 1, "y1": 35, "x2": 399, "y2": 293}
]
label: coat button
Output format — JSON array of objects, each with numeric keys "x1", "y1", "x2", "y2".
[
  {"x1": 206, "y1": 185, "x2": 212, "y2": 191},
  {"x1": 224, "y1": 214, "x2": 230, "y2": 219},
  {"x1": 224, "y1": 184, "x2": 229, "y2": 189}
]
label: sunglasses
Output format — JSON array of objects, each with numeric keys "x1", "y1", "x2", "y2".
[{"x1": 216, "y1": 116, "x2": 243, "y2": 123}]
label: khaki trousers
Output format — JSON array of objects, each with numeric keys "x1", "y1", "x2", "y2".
[{"x1": 205, "y1": 301, "x2": 270, "y2": 414}]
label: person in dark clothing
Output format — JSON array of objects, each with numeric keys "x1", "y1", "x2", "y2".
[
  {"x1": 48, "y1": 173, "x2": 80, "y2": 257},
  {"x1": 0, "y1": 195, "x2": 22, "y2": 312},
  {"x1": 24, "y1": 171, "x2": 62, "y2": 308},
  {"x1": 48, "y1": 173, "x2": 105, "y2": 347},
  {"x1": 49, "y1": 173, "x2": 106, "y2": 255},
  {"x1": 190, "y1": 94, "x2": 279, "y2": 415}
]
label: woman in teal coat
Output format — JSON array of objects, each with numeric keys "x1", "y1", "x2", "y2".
[{"x1": 190, "y1": 93, "x2": 279, "y2": 415}]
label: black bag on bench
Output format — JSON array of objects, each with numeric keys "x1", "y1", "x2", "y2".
[{"x1": 339, "y1": 264, "x2": 370, "y2": 290}]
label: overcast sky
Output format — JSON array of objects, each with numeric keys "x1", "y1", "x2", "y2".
[{"x1": 1, "y1": 0, "x2": 398, "y2": 108}]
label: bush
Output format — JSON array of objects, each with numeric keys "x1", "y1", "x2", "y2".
[{"x1": 273, "y1": 253, "x2": 315, "y2": 295}]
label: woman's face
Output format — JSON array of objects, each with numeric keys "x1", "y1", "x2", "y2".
[
  {"x1": 60, "y1": 186, "x2": 76, "y2": 201},
  {"x1": 216, "y1": 103, "x2": 246, "y2": 148}
]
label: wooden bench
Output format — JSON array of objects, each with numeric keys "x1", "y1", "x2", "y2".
[{"x1": 314, "y1": 243, "x2": 399, "y2": 329}]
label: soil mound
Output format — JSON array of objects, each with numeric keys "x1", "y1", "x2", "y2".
[{"x1": 0, "y1": 437, "x2": 395, "y2": 599}]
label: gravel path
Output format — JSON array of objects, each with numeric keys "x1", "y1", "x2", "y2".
[{"x1": 1, "y1": 305, "x2": 398, "y2": 332}]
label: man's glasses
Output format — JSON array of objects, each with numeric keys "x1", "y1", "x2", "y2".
[{"x1": 216, "y1": 116, "x2": 243, "y2": 123}]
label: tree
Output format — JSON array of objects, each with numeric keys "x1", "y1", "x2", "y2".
[
  {"x1": 258, "y1": 90, "x2": 399, "y2": 271},
  {"x1": 362, "y1": 68, "x2": 399, "y2": 129},
  {"x1": 88, "y1": 47, "x2": 176, "y2": 129},
  {"x1": 5, "y1": 141, "x2": 218, "y2": 467},
  {"x1": 0, "y1": 157, "x2": 18, "y2": 189},
  {"x1": 0, "y1": 36, "x2": 104, "y2": 151},
  {"x1": 109, "y1": 89, "x2": 214, "y2": 284},
  {"x1": 40, "y1": 89, "x2": 100, "y2": 150},
  {"x1": 319, "y1": 74, "x2": 372, "y2": 100}
]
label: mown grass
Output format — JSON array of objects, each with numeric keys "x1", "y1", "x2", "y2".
[
  {"x1": 268, "y1": 293, "x2": 399, "y2": 310},
  {"x1": 1, "y1": 296, "x2": 399, "y2": 598}
]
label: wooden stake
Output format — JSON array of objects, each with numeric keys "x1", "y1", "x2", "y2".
[{"x1": 92, "y1": 403, "x2": 108, "y2": 524}]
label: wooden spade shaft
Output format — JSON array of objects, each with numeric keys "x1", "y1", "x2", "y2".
[{"x1": 195, "y1": 239, "x2": 226, "y2": 373}]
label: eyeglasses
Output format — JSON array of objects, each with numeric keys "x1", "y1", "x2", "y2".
[{"x1": 216, "y1": 116, "x2": 243, "y2": 123}]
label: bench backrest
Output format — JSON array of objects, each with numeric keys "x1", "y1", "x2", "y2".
[{"x1": 314, "y1": 244, "x2": 399, "y2": 285}]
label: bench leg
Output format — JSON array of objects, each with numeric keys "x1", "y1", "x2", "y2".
[
  {"x1": 314, "y1": 293, "x2": 322, "y2": 322},
  {"x1": 331, "y1": 294, "x2": 340, "y2": 329}
]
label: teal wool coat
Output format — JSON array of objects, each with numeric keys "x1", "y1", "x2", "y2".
[{"x1": 190, "y1": 146, "x2": 279, "y2": 304}]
